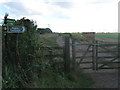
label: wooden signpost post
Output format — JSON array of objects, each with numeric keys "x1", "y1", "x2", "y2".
[
  {"x1": 2, "y1": 13, "x2": 25, "y2": 70},
  {"x1": 3, "y1": 13, "x2": 25, "y2": 33}
]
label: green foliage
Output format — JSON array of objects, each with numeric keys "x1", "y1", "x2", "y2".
[
  {"x1": 2, "y1": 18, "x2": 38, "y2": 88},
  {"x1": 2, "y1": 17, "x2": 94, "y2": 88},
  {"x1": 2, "y1": 66, "x2": 19, "y2": 88},
  {"x1": 32, "y1": 66, "x2": 94, "y2": 88}
]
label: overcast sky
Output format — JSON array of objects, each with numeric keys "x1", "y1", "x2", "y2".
[{"x1": 0, "y1": 0, "x2": 119, "y2": 32}]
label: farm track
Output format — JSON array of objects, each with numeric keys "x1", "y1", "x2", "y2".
[
  {"x1": 84, "y1": 69, "x2": 119, "y2": 88},
  {"x1": 56, "y1": 36, "x2": 119, "y2": 88}
]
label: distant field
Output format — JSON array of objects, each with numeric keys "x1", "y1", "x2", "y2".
[
  {"x1": 71, "y1": 32, "x2": 119, "y2": 40},
  {"x1": 95, "y1": 33, "x2": 119, "y2": 39}
]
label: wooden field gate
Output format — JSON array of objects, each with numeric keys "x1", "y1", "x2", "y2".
[
  {"x1": 95, "y1": 42, "x2": 120, "y2": 70},
  {"x1": 35, "y1": 35, "x2": 72, "y2": 73},
  {"x1": 36, "y1": 34, "x2": 119, "y2": 72},
  {"x1": 71, "y1": 39, "x2": 120, "y2": 70}
]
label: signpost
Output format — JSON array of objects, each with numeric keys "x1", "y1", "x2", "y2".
[
  {"x1": 3, "y1": 13, "x2": 25, "y2": 33},
  {"x1": 6, "y1": 19, "x2": 16, "y2": 24},
  {"x1": 2, "y1": 14, "x2": 26, "y2": 80},
  {"x1": 7, "y1": 26, "x2": 25, "y2": 33}
]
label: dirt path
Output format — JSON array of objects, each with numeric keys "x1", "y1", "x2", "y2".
[
  {"x1": 84, "y1": 69, "x2": 119, "y2": 88},
  {"x1": 56, "y1": 36, "x2": 119, "y2": 88}
]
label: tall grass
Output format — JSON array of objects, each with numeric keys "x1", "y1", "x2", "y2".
[{"x1": 32, "y1": 33, "x2": 94, "y2": 88}]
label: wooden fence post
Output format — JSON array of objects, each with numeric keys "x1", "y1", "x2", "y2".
[
  {"x1": 64, "y1": 36, "x2": 70, "y2": 73},
  {"x1": 92, "y1": 40, "x2": 98, "y2": 71},
  {"x1": 95, "y1": 41, "x2": 98, "y2": 70},
  {"x1": 72, "y1": 39, "x2": 76, "y2": 71},
  {"x1": 92, "y1": 42, "x2": 95, "y2": 70}
]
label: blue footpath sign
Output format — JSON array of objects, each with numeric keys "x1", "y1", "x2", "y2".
[{"x1": 7, "y1": 26, "x2": 25, "y2": 33}]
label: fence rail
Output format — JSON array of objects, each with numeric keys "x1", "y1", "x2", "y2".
[
  {"x1": 36, "y1": 36, "x2": 119, "y2": 72},
  {"x1": 70, "y1": 39, "x2": 119, "y2": 70},
  {"x1": 39, "y1": 47, "x2": 63, "y2": 50}
]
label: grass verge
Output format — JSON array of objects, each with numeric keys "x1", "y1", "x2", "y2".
[{"x1": 32, "y1": 68, "x2": 94, "y2": 88}]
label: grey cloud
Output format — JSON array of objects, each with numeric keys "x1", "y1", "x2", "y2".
[
  {"x1": 43, "y1": 0, "x2": 71, "y2": 19},
  {"x1": 2, "y1": 1, "x2": 70, "y2": 19},
  {"x1": 44, "y1": 0, "x2": 74, "y2": 9},
  {"x1": 3, "y1": 2, "x2": 27, "y2": 14},
  {"x1": 3, "y1": 2, "x2": 42, "y2": 16},
  {"x1": 52, "y1": 2, "x2": 73, "y2": 9}
]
